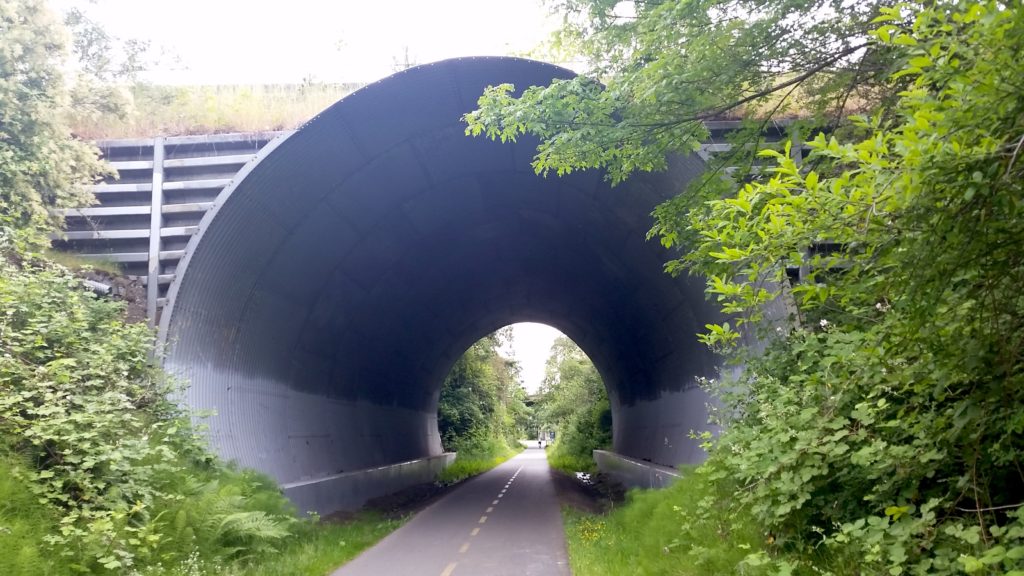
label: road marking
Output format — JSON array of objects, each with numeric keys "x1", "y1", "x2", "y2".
[
  {"x1": 471, "y1": 527, "x2": 480, "y2": 536},
  {"x1": 498, "y1": 493, "x2": 504, "y2": 498},
  {"x1": 486, "y1": 506, "x2": 494, "y2": 513},
  {"x1": 501, "y1": 489, "x2": 506, "y2": 494},
  {"x1": 441, "y1": 562, "x2": 457, "y2": 576},
  {"x1": 459, "y1": 542, "x2": 470, "y2": 554},
  {"x1": 479, "y1": 515, "x2": 488, "y2": 524},
  {"x1": 492, "y1": 499, "x2": 498, "y2": 505}
]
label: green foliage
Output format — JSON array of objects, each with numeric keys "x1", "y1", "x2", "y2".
[
  {"x1": 0, "y1": 450, "x2": 71, "y2": 576},
  {"x1": 436, "y1": 330, "x2": 530, "y2": 484},
  {"x1": 465, "y1": 0, "x2": 902, "y2": 184},
  {"x1": 437, "y1": 329, "x2": 531, "y2": 454},
  {"x1": 683, "y1": 2, "x2": 1024, "y2": 572},
  {"x1": 467, "y1": 0, "x2": 1024, "y2": 573},
  {"x1": 564, "y1": 464, "x2": 771, "y2": 576},
  {"x1": 0, "y1": 0, "x2": 106, "y2": 249},
  {"x1": 68, "y1": 82, "x2": 361, "y2": 140},
  {"x1": 435, "y1": 443, "x2": 522, "y2": 487},
  {"x1": 221, "y1": 513, "x2": 404, "y2": 576},
  {"x1": 535, "y1": 336, "x2": 611, "y2": 473},
  {"x1": 0, "y1": 252, "x2": 299, "y2": 573},
  {"x1": 0, "y1": 3, "x2": 399, "y2": 574}
]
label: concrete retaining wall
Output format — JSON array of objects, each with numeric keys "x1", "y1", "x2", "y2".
[
  {"x1": 282, "y1": 452, "x2": 455, "y2": 515},
  {"x1": 593, "y1": 449, "x2": 683, "y2": 489}
]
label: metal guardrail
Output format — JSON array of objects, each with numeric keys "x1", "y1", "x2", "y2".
[{"x1": 52, "y1": 131, "x2": 291, "y2": 326}]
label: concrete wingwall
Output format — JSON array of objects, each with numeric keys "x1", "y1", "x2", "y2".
[{"x1": 159, "y1": 57, "x2": 726, "y2": 514}]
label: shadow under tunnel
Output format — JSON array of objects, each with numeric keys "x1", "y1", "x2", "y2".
[{"x1": 159, "y1": 56, "x2": 725, "y2": 514}]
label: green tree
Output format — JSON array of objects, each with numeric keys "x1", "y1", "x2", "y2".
[
  {"x1": 465, "y1": 0, "x2": 1024, "y2": 571},
  {"x1": 467, "y1": 0, "x2": 903, "y2": 185},
  {"x1": 437, "y1": 331, "x2": 531, "y2": 455},
  {"x1": 0, "y1": 3, "x2": 301, "y2": 573},
  {"x1": 535, "y1": 337, "x2": 611, "y2": 473},
  {"x1": 0, "y1": 0, "x2": 105, "y2": 249}
]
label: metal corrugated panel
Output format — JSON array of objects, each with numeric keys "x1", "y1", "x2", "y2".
[{"x1": 156, "y1": 57, "x2": 732, "y2": 513}]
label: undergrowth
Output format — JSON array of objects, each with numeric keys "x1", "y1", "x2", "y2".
[
  {"x1": 221, "y1": 512, "x2": 403, "y2": 576},
  {"x1": 436, "y1": 434, "x2": 521, "y2": 486},
  {"x1": 563, "y1": 464, "x2": 802, "y2": 576},
  {"x1": 544, "y1": 397, "x2": 611, "y2": 476},
  {"x1": 0, "y1": 450, "x2": 71, "y2": 576},
  {"x1": 0, "y1": 248, "x2": 403, "y2": 574}
]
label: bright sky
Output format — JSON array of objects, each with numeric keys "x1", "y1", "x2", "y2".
[
  {"x1": 56, "y1": 0, "x2": 561, "y2": 84},
  {"x1": 503, "y1": 323, "x2": 562, "y2": 393}
]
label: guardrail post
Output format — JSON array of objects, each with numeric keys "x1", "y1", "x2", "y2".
[{"x1": 147, "y1": 137, "x2": 165, "y2": 327}]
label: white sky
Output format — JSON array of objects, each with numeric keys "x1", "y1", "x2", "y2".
[
  {"x1": 57, "y1": 0, "x2": 562, "y2": 84},
  {"x1": 502, "y1": 323, "x2": 562, "y2": 393}
]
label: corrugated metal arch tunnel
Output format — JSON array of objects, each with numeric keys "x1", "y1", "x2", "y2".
[{"x1": 159, "y1": 57, "x2": 723, "y2": 511}]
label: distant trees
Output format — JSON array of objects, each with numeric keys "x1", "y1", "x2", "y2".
[
  {"x1": 534, "y1": 336, "x2": 610, "y2": 472},
  {"x1": 437, "y1": 329, "x2": 532, "y2": 456}
]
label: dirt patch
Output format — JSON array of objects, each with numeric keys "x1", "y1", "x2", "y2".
[
  {"x1": 550, "y1": 469, "x2": 625, "y2": 514},
  {"x1": 78, "y1": 269, "x2": 148, "y2": 324}
]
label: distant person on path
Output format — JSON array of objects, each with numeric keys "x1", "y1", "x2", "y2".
[{"x1": 538, "y1": 440, "x2": 542, "y2": 448}]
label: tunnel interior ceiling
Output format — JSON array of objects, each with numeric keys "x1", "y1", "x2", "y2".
[{"x1": 161, "y1": 57, "x2": 724, "y2": 486}]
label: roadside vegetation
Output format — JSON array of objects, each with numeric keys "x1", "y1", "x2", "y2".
[
  {"x1": 532, "y1": 337, "x2": 611, "y2": 475},
  {"x1": 467, "y1": 0, "x2": 1024, "y2": 573},
  {"x1": 436, "y1": 329, "x2": 531, "y2": 485},
  {"x1": 0, "y1": 2, "x2": 390, "y2": 574}
]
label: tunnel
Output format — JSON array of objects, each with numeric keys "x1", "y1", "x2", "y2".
[{"x1": 158, "y1": 57, "x2": 724, "y2": 513}]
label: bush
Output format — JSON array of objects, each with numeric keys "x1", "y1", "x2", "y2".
[
  {"x1": 436, "y1": 432, "x2": 520, "y2": 486},
  {"x1": 0, "y1": 250, "x2": 296, "y2": 573},
  {"x1": 546, "y1": 398, "x2": 611, "y2": 474},
  {"x1": 564, "y1": 464, "x2": 772, "y2": 576}
]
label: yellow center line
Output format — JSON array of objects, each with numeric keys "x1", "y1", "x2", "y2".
[
  {"x1": 471, "y1": 527, "x2": 481, "y2": 536},
  {"x1": 441, "y1": 562, "x2": 457, "y2": 576},
  {"x1": 479, "y1": 515, "x2": 488, "y2": 524},
  {"x1": 459, "y1": 542, "x2": 471, "y2": 554}
]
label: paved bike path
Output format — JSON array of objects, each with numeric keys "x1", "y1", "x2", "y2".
[{"x1": 333, "y1": 447, "x2": 570, "y2": 576}]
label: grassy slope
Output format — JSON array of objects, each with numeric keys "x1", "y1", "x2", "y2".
[
  {"x1": 546, "y1": 445, "x2": 597, "y2": 476},
  {"x1": 229, "y1": 513, "x2": 403, "y2": 576},
  {"x1": 562, "y1": 466, "x2": 771, "y2": 576},
  {"x1": 1, "y1": 447, "x2": 402, "y2": 576},
  {"x1": 436, "y1": 442, "x2": 523, "y2": 486}
]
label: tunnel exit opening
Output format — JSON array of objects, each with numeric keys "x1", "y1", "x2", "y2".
[{"x1": 436, "y1": 323, "x2": 613, "y2": 476}]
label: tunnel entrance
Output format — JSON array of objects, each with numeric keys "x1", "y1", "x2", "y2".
[{"x1": 159, "y1": 57, "x2": 723, "y2": 513}]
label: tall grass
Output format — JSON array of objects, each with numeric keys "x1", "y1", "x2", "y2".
[
  {"x1": 0, "y1": 451, "x2": 71, "y2": 576},
  {"x1": 70, "y1": 83, "x2": 362, "y2": 140},
  {"x1": 563, "y1": 465, "x2": 773, "y2": 576},
  {"x1": 226, "y1": 513, "x2": 404, "y2": 576}
]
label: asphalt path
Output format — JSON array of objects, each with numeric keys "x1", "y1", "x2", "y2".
[{"x1": 333, "y1": 447, "x2": 571, "y2": 576}]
